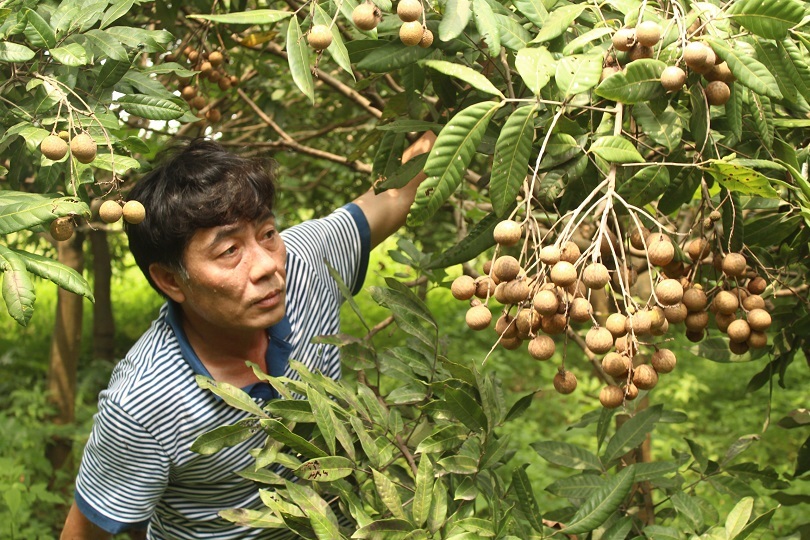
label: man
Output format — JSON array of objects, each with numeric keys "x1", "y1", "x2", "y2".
[{"x1": 61, "y1": 134, "x2": 433, "y2": 539}]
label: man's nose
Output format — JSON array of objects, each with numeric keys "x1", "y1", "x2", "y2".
[{"x1": 248, "y1": 241, "x2": 278, "y2": 281}]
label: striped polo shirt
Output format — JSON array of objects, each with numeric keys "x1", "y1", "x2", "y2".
[{"x1": 73, "y1": 204, "x2": 370, "y2": 538}]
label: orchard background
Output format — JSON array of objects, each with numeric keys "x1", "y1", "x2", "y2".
[{"x1": 1, "y1": 0, "x2": 809, "y2": 537}]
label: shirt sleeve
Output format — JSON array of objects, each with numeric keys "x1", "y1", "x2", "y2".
[
  {"x1": 281, "y1": 203, "x2": 371, "y2": 297},
  {"x1": 73, "y1": 396, "x2": 169, "y2": 534}
]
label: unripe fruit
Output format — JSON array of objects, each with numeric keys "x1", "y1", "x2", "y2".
[
  {"x1": 602, "y1": 352, "x2": 631, "y2": 377},
  {"x1": 495, "y1": 313, "x2": 517, "y2": 339},
  {"x1": 683, "y1": 287, "x2": 708, "y2": 312},
  {"x1": 713, "y1": 290, "x2": 739, "y2": 315},
  {"x1": 308, "y1": 25, "x2": 333, "y2": 50},
  {"x1": 550, "y1": 261, "x2": 577, "y2": 287},
  {"x1": 99, "y1": 200, "x2": 123, "y2": 224},
  {"x1": 540, "y1": 245, "x2": 561, "y2": 265},
  {"x1": 582, "y1": 263, "x2": 610, "y2": 289},
  {"x1": 651, "y1": 349, "x2": 676, "y2": 374},
  {"x1": 633, "y1": 364, "x2": 659, "y2": 390},
  {"x1": 647, "y1": 235, "x2": 675, "y2": 266},
  {"x1": 418, "y1": 28, "x2": 434, "y2": 48},
  {"x1": 208, "y1": 51, "x2": 224, "y2": 67},
  {"x1": 569, "y1": 297, "x2": 593, "y2": 323},
  {"x1": 655, "y1": 278, "x2": 684, "y2": 306},
  {"x1": 494, "y1": 255, "x2": 521, "y2": 282},
  {"x1": 466, "y1": 305, "x2": 492, "y2": 330},
  {"x1": 122, "y1": 200, "x2": 146, "y2": 224},
  {"x1": 41, "y1": 135, "x2": 68, "y2": 160},
  {"x1": 58, "y1": 130, "x2": 70, "y2": 141},
  {"x1": 493, "y1": 220, "x2": 522, "y2": 246},
  {"x1": 687, "y1": 238, "x2": 711, "y2": 261},
  {"x1": 397, "y1": 0, "x2": 423, "y2": 22},
  {"x1": 685, "y1": 311, "x2": 709, "y2": 332},
  {"x1": 585, "y1": 326, "x2": 614, "y2": 354},
  {"x1": 50, "y1": 217, "x2": 74, "y2": 241},
  {"x1": 600, "y1": 385, "x2": 624, "y2": 408},
  {"x1": 727, "y1": 319, "x2": 751, "y2": 343},
  {"x1": 705, "y1": 81, "x2": 731, "y2": 106},
  {"x1": 747, "y1": 308, "x2": 771, "y2": 331},
  {"x1": 635, "y1": 20, "x2": 662, "y2": 47},
  {"x1": 451, "y1": 275, "x2": 476, "y2": 300},
  {"x1": 553, "y1": 369, "x2": 577, "y2": 394},
  {"x1": 664, "y1": 303, "x2": 688, "y2": 324},
  {"x1": 748, "y1": 276, "x2": 767, "y2": 295},
  {"x1": 70, "y1": 133, "x2": 97, "y2": 164},
  {"x1": 399, "y1": 21, "x2": 424, "y2": 46},
  {"x1": 528, "y1": 335, "x2": 555, "y2": 360},
  {"x1": 606, "y1": 313, "x2": 628, "y2": 337},
  {"x1": 742, "y1": 294, "x2": 765, "y2": 311},
  {"x1": 560, "y1": 241, "x2": 581, "y2": 264},
  {"x1": 709, "y1": 209, "x2": 722, "y2": 222},
  {"x1": 722, "y1": 252, "x2": 747, "y2": 277},
  {"x1": 533, "y1": 290, "x2": 559, "y2": 316},
  {"x1": 660, "y1": 66, "x2": 687, "y2": 92},
  {"x1": 612, "y1": 28, "x2": 636, "y2": 52},
  {"x1": 353, "y1": 3, "x2": 380, "y2": 30}
]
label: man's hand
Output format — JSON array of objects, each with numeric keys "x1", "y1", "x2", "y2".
[{"x1": 353, "y1": 131, "x2": 436, "y2": 248}]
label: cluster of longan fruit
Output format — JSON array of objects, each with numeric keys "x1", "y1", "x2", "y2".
[
  {"x1": 48, "y1": 200, "x2": 145, "y2": 242},
  {"x1": 608, "y1": 17, "x2": 733, "y2": 106},
  {"x1": 451, "y1": 216, "x2": 773, "y2": 409},
  {"x1": 173, "y1": 46, "x2": 238, "y2": 123},
  {"x1": 40, "y1": 131, "x2": 97, "y2": 165}
]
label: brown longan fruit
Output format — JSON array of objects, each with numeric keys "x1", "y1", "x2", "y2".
[
  {"x1": 624, "y1": 382, "x2": 640, "y2": 400},
  {"x1": 503, "y1": 280, "x2": 532, "y2": 305},
  {"x1": 715, "y1": 312, "x2": 736, "y2": 333},
  {"x1": 550, "y1": 261, "x2": 577, "y2": 287},
  {"x1": 706, "y1": 62, "x2": 734, "y2": 83},
  {"x1": 742, "y1": 294, "x2": 765, "y2": 311},
  {"x1": 602, "y1": 352, "x2": 631, "y2": 377},
  {"x1": 541, "y1": 313, "x2": 567, "y2": 335},
  {"x1": 399, "y1": 21, "x2": 424, "y2": 46},
  {"x1": 747, "y1": 331, "x2": 768, "y2": 349},
  {"x1": 99, "y1": 200, "x2": 123, "y2": 224},
  {"x1": 205, "y1": 108, "x2": 221, "y2": 123},
  {"x1": 500, "y1": 336, "x2": 523, "y2": 350},
  {"x1": 661, "y1": 66, "x2": 687, "y2": 92},
  {"x1": 560, "y1": 241, "x2": 581, "y2": 264},
  {"x1": 647, "y1": 235, "x2": 675, "y2": 266},
  {"x1": 191, "y1": 95, "x2": 207, "y2": 110},
  {"x1": 600, "y1": 385, "x2": 625, "y2": 408},
  {"x1": 656, "y1": 279, "x2": 684, "y2": 306},
  {"x1": 630, "y1": 226, "x2": 650, "y2": 250},
  {"x1": 70, "y1": 133, "x2": 97, "y2": 164},
  {"x1": 494, "y1": 256, "x2": 521, "y2": 282},
  {"x1": 528, "y1": 335, "x2": 555, "y2": 360},
  {"x1": 651, "y1": 349, "x2": 676, "y2": 374},
  {"x1": 475, "y1": 277, "x2": 495, "y2": 299},
  {"x1": 582, "y1": 263, "x2": 610, "y2": 289},
  {"x1": 181, "y1": 85, "x2": 196, "y2": 100},
  {"x1": 664, "y1": 302, "x2": 688, "y2": 324},
  {"x1": 601, "y1": 66, "x2": 620, "y2": 82},
  {"x1": 615, "y1": 334, "x2": 638, "y2": 356},
  {"x1": 199, "y1": 61, "x2": 213, "y2": 76},
  {"x1": 727, "y1": 319, "x2": 751, "y2": 343},
  {"x1": 685, "y1": 311, "x2": 709, "y2": 332},
  {"x1": 418, "y1": 29, "x2": 434, "y2": 48},
  {"x1": 628, "y1": 44, "x2": 654, "y2": 61},
  {"x1": 626, "y1": 310, "x2": 652, "y2": 335},
  {"x1": 686, "y1": 329, "x2": 705, "y2": 342},
  {"x1": 569, "y1": 297, "x2": 593, "y2": 323},
  {"x1": 747, "y1": 276, "x2": 767, "y2": 295},
  {"x1": 683, "y1": 286, "x2": 708, "y2": 312},
  {"x1": 687, "y1": 238, "x2": 711, "y2": 261},
  {"x1": 466, "y1": 305, "x2": 492, "y2": 330},
  {"x1": 493, "y1": 220, "x2": 522, "y2": 247},
  {"x1": 533, "y1": 289, "x2": 559, "y2": 316},
  {"x1": 397, "y1": 0, "x2": 423, "y2": 22},
  {"x1": 540, "y1": 245, "x2": 561, "y2": 265},
  {"x1": 705, "y1": 81, "x2": 731, "y2": 106},
  {"x1": 635, "y1": 20, "x2": 662, "y2": 47},
  {"x1": 612, "y1": 28, "x2": 636, "y2": 52},
  {"x1": 729, "y1": 339, "x2": 749, "y2": 355},
  {"x1": 208, "y1": 51, "x2": 224, "y2": 67},
  {"x1": 606, "y1": 313, "x2": 628, "y2": 337},
  {"x1": 122, "y1": 200, "x2": 146, "y2": 225},
  {"x1": 722, "y1": 252, "x2": 747, "y2": 278},
  {"x1": 495, "y1": 313, "x2": 517, "y2": 339},
  {"x1": 308, "y1": 25, "x2": 333, "y2": 50},
  {"x1": 633, "y1": 364, "x2": 659, "y2": 390},
  {"x1": 41, "y1": 135, "x2": 68, "y2": 160},
  {"x1": 553, "y1": 369, "x2": 577, "y2": 394},
  {"x1": 586, "y1": 326, "x2": 614, "y2": 354},
  {"x1": 747, "y1": 308, "x2": 772, "y2": 331},
  {"x1": 451, "y1": 275, "x2": 476, "y2": 300},
  {"x1": 50, "y1": 217, "x2": 74, "y2": 241},
  {"x1": 683, "y1": 41, "x2": 709, "y2": 69},
  {"x1": 713, "y1": 290, "x2": 739, "y2": 315},
  {"x1": 217, "y1": 77, "x2": 232, "y2": 91},
  {"x1": 352, "y1": 3, "x2": 380, "y2": 30},
  {"x1": 515, "y1": 308, "x2": 541, "y2": 338}
]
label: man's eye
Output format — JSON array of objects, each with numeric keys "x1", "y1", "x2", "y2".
[{"x1": 221, "y1": 246, "x2": 238, "y2": 257}]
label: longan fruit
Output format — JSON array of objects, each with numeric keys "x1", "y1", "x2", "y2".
[
  {"x1": 624, "y1": 382, "x2": 639, "y2": 401},
  {"x1": 308, "y1": 25, "x2": 333, "y2": 50},
  {"x1": 41, "y1": 135, "x2": 68, "y2": 160},
  {"x1": 742, "y1": 294, "x2": 765, "y2": 311},
  {"x1": 199, "y1": 61, "x2": 213, "y2": 76},
  {"x1": 612, "y1": 28, "x2": 636, "y2": 52},
  {"x1": 494, "y1": 256, "x2": 521, "y2": 282},
  {"x1": 466, "y1": 304, "x2": 492, "y2": 330},
  {"x1": 600, "y1": 385, "x2": 625, "y2": 408},
  {"x1": 503, "y1": 280, "x2": 531, "y2": 305},
  {"x1": 615, "y1": 334, "x2": 638, "y2": 356},
  {"x1": 628, "y1": 44, "x2": 654, "y2": 62},
  {"x1": 748, "y1": 276, "x2": 767, "y2": 295},
  {"x1": 686, "y1": 329, "x2": 705, "y2": 342},
  {"x1": 533, "y1": 290, "x2": 559, "y2": 316},
  {"x1": 352, "y1": 3, "x2": 380, "y2": 30},
  {"x1": 493, "y1": 220, "x2": 522, "y2": 247},
  {"x1": 656, "y1": 278, "x2": 684, "y2": 306},
  {"x1": 713, "y1": 290, "x2": 739, "y2": 315},
  {"x1": 706, "y1": 62, "x2": 734, "y2": 84},
  {"x1": 729, "y1": 339, "x2": 749, "y2": 355},
  {"x1": 635, "y1": 20, "x2": 662, "y2": 47},
  {"x1": 218, "y1": 77, "x2": 232, "y2": 91},
  {"x1": 190, "y1": 95, "x2": 207, "y2": 110},
  {"x1": 569, "y1": 297, "x2": 593, "y2": 323},
  {"x1": 684, "y1": 311, "x2": 709, "y2": 332},
  {"x1": 399, "y1": 21, "x2": 424, "y2": 46},
  {"x1": 705, "y1": 81, "x2": 731, "y2": 106},
  {"x1": 582, "y1": 263, "x2": 610, "y2": 289},
  {"x1": 687, "y1": 238, "x2": 711, "y2": 261},
  {"x1": 683, "y1": 41, "x2": 709, "y2": 70},
  {"x1": 495, "y1": 313, "x2": 517, "y2": 339},
  {"x1": 647, "y1": 235, "x2": 675, "y2": 266},
  {"x1": 181, "y1": 85, "x2": 196, "y2": 100},
  {"x1": 560, "y1": 241, "x2": 581, "y2": 264},
  {"x1": 49, "y1": 216, "x2": 74, "y2": 241},
  {"x1": 727, "y1": 319, "x2": 751, "y2": 343},
  {"x1": 747, "y1": 331, "x2": 768, "y2": 349},
  {"x1": 630, "y1": 226, "x2": 650, "y2": 250},
  {"x1": 208, "y1": 51, "x2": 224, "y2": 67},
  {"x1": 541, "y1": 313, "x2": 567, "y2": 335},
  {"x1": 722, "y1": 253, "x2": 747, "y2": 277},
  {"x1": 540, "y1": 245, "x2": 561, "y2": 265},
  {"x1": 500, "y1": 336, "x2": 523, "y2": 350},
  {"x1": 747, "y1": 308, "x2": 771, "y2": 331},
  {"x1": 418, "y1": 29, "x2": 434, "y2": 48},
  {"x1": 528, "y1": 335, "x2": 555, "y2": 360},
  {"x1": 660, "y1": 66, "x2": 687, "y2": 92},
  {"x1": 715, "y1": 312, "x2": 736, "y2": 333},
  {"x1": 632, "y1": 364, "x2": 659, "y2": 390},
  {"x1": 70, "y1": 133, "x2": 97, "y2": 164},
  {"x1": 475, "y1": 277, "x2": 495, "y2": 299},
  {"x1": 550, "y1": 261, "x2": 577, "y2": 287},
  {"x1": 602, "y1": 352, "x2": 631, "y2": 377},
  {"x1": 205, "y1": 108, "x2": 221, "y2": 123},
  {"x1": 397, "y1": 0, "x2": 423, "y2": 22},
  {"x1": 651, "y1": 349, "x2": 676, "y2": 374},
  {"x1": 606, "y1": 313, "x2": 628, "y2": 337},
  {"x1": 586, "y1": 326, "x2": 614, "y2": 354},
  {"x1": 451, "y1": 275, "x2": 476, "y2": 300},
  {"x1": 626, "y1": 310, "x2": 652, "y2": 335},
  {"x1": 515, "y1": 308, "x2": 541, "y2": 338},
  {"x1": 553, "y1": 369, "x2": 577, "y2": 394},
  {"x1": 99, "y1": 200, "x2": 123, "y2": 224},
  {"x1": 683, "y1": 286, "x2": 708, "y2": 312},
  {"x1": 58, "y1": 130, "x2": 70, "y2": 141},
  {"x1": 122, "y1": 200, "x2": 146, "y2": 225},
  {"x1": 664, "y1": 302, "x2": 688, "y2": 324}
]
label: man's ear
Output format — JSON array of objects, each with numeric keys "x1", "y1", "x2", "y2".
[{"x1": 149, "y1": 264, "x2": 187, "y2": 303}]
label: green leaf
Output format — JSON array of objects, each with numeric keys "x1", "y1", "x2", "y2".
[
  {"x1": 415, "y1": 424, "x2": 467, "y2": 454},
  {"x1": 545, "y1": 473, "x2": 606, "y2": 499},
  {"x1": 562, "y1": 466, "x2": 635, "y2": 534},
  {"x1": 307, "y1": 387, "x2": 337, "y2": 455},
  {"x1": 602, "y1": 404, "x2": 663, "y2": 464},
  {"x1": 778, "y1": 38, "x2": 810, "y2": 103},
  {"x1": 595, "y1": 59, "x2": 666, "y2": 103},
  {"x1": 196, "y1": 376, "x2": 270, "y2": 418},
  {"x1": 425, "y1": 211, "x2": 501, "y2": 269},
  {"x1": 504, "y1": 391, "x2": 537, "y2": 422},
  {"x1": 370, "y1": 277, "x2": 436, "y2": 348},
  {"x1": 190, "y1": 422, "x2": 255, "y2": 455},
  {"x1": 12, "y1": 249, "x2": 92, "y2": 300},
  {"x1": 220, "y1": 507, "x2": 286, "y2": 528},
  {"x1": 671, "y1": 491, "x2": 703, "y2": 531},
  {"x1": 350, "y1": 416, "x2": 381, "y2": 468},
  {"x1": 748, "y1": 91, "x2": 774, "y2": 148},
  {"x1": 353, "y1": 519, "x2": 414, "y2": 539},
  {"x1": 732, "y1": 507, "x2": 777, "y2": 540},
  {"x1": 511, "y1": 467, "x2": 543, "y2": 532},
  {"x1": 23, "y1": 8, "x2": 56, "y2": 49},
  {"x1": 726, "y1": 81, "x2": 744, "y2": 142},
  {"x1": 495, "y1": 14, "x2": 531, "y2": 51},
  {"x1": 84, "y1": 29, "x2": 128, "y2": 61},
  {"x1": 689, "y1": 83, "x2": 710, "y2": 153},
  {"x1": 631, "y1": 103, "x2": 682, "y2": 152},
  {"x1": 725, "y1": 497, "x2": 754, "y2": 538},
  {"x1": 376, "y1": 152, "x2": 428, "y2": 191},
  {"x1": 314, "y1": 4, "x2": 354, "y2": 80},
  {"x1": 427, "y1": 480, "x2": 447, "y2": 533},
  {"x1": 0, "y1": 246, "x2": 35, "y2": 327},
  {"x1": 0, "y1": 41, "x2": 35, "y2": 62},
  {"x1": 49, "y1": 43, "x2": 88, "y2": 66},
  {"x1": 563, "y1": 27, "x2": 614, "y2": 55},
  {"x1": 555, "y1": 53, "x2": 602, "y2": 97},
  {"x1": 286, "y1": 17, "x2": 314, "y2": 104},
  {"x1": 617, "y1": 165, "x2": 670, "y2": 206},
  {"x1": 727, "y1": 0, "x2": 806, "y2": 39},
  {"x1": 473, "y1": 0, "x2": 500, "y2": 57},
  {"x1": 295, "y1": 456, "x2": 354, "y2": 482},
  {"x1": 0, "y1": 194, "x2": 89, "y2": 235},
  {"x1": 513, "y1": 0, "x2": 547, "y2": 26},
  {"x1": 92, "y1": 153, "x2": 142, "y2": 176},
  {"x1": 491, "y1": 105, "x2": 536, "y2": 216},
  {"x1": 703, "y1": 37, "x2": 782, "y2": 100},
  {"x1": 515, "y1": 47, "x2": 556, "y2": 95},
  {"x1": 265, "y1": 399, "x2": 314, "y2": 422},
  {"x1": 444, "y1": 386, "x2": 487, "y2": 431},
  {"x1": 412, "y1": 456, "x2": 434, "y2": 527},
  {"x1": 422, "y1": 60, "x2": 504, "y2": 97},
  {"x1": 285, "y1": 480, "x2": 342, "y2": 539},
  {"x1": 357, "y1": 41, "x2": 433, "y2": 72},
  {"x1": 324, "y1": 259, "x2": 369, "y2": 331},
  {"x1": 590, "y1": 135, "x2": 644, "y2": 163},
  {"x1": 533, "y1": 441, "x2": 603, "y2": 471},
  {"x1": 704, "y1": 161, "x2": 779, "y2": 198},
  {"x1": 409, "y1": 101, "x2": 500, "y2": 226},
  {"x1": 372, "y1": 469, "x2": 406, "y2": 520},
  {"x1": 188, "y1": 10, "x2": 293, "y2": 24},
  {"x1": 376, "y1": 120, "x2": 443, "y2": 133},
  {"x1": 532, "y1": 4, "x2": 585, "y2": 43},
  {"x1": 602, "y1": 517, "x2": 634, "y2": 540},
  {"x1": 100, "y1": 0, "x2": 135, "y2": 29},
  {"x1": 260, "y1": 419, "x2": 328, "y2": 459},
  {"x1": 440, "y1": 0, "x2": 472, "y2": 41}
]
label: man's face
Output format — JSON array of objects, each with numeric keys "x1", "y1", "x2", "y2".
[{"x1": 173, "y1": 214, "x2": 287, "y2": 333}]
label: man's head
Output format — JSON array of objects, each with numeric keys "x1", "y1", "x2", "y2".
[{"x1": 125, "y1": 139, "x2": 277, "y2": 296}]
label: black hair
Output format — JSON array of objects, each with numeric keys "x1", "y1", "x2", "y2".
[{"x1": 125, "y1": 138, "x2": 277, "y2": 296}]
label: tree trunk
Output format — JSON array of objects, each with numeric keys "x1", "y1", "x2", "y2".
[
  {"x1": 46, "y1": 230, "x2": 86, "y2": 473},
  {"x1": 90, "y1": 228, "x2": 115, "y2": 362}
]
